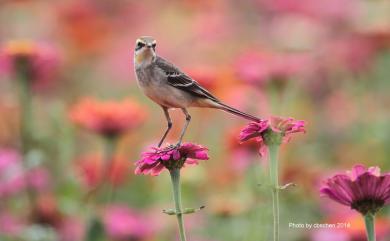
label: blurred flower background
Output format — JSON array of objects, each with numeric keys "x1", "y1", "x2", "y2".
[{"x1": 0, "y1": 0, "x2": 389, "y2": 241}]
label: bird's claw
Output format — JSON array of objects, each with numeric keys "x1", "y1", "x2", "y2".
[{"x1": 163, "y1": 142, "x2": 181, "y2": 151}]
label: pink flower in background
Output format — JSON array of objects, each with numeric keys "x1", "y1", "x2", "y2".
[
  {"x1": 69, "y1": 98, "x2": 146, "y2": 137},
  {"x1": 57, "y1": 217, "x2": 85, "y2": 241},
  {"x1": 257, "y1": 0, "x2": 357, "y2": 24},
  {"x1": 103, "y1": 205, "x2": 152, "y2": 241},
  {"x1": 322, "y1": 34, "x2": 379, "y2": 73},
  {"x1": 311, "y1": 229, "x2": 349, "y2": 241},
  {"x1": 235, "y1": 50, "x2": 310, "y2": 87},
  {"x1": 0, "y1": 211, "x2": 24, "y2": 236},
  {"x1": 239, "y1": 117, "x2": 305, "y2": 156},
  {"x1": 0, "y1": 149, "x2": 50, "y2": 198},
  {"x1": 192, "y1": 9, "x2": 230, "y2": 42},
  {"x1": 235, "y1": 51, "x2": 274, "y2": 86},
  {"x1": 135, "y1": 143, "x2": 209, "y2": 176},
  {"x1": 320, "y1": 164, "x2": 390, "y2": 215},
  {"x1": 27, "y1": 168, "x2": 51, "y2": 191},
  {"x1": 0, "y1": 40, "x2": 60, "y2": 90},
  {"x1": 0, "y1": 149, "x2": 26, "y2": 198},
  {"x1": 311, "y1": 213, "x2": 390, "y2": 241}
]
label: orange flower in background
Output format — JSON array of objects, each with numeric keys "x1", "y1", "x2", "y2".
[
  {"x1": 69, "y1": 98, "x2": 146, "y2": 137},
  {"x1": 75, "y1": 154, "x2": 130, "y2": 188},
  {"x1": 58, "y1": 1, "x2": 111, "y2": 56}
]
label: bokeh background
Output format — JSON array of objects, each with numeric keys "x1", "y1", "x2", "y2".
[{"x1": 0, "y1": 0, "x2": 390, "y2": 241}]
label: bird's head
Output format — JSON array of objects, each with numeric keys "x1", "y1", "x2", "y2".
[{"x1": 134, "y1": 36, "x2": 156, "y2": 66}]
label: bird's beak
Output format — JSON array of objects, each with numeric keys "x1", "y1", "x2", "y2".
[{"x1": 147, "y1": 44, "x2": 153, "y2": 48}]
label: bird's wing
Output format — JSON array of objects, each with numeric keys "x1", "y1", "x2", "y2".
[{"x1": 155, "y1": 57, "x2": 219, "y2": 102}]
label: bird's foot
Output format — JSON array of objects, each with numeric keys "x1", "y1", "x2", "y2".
[{"x1": 163, "y1": 142, "x2": 181, "y2": 151}]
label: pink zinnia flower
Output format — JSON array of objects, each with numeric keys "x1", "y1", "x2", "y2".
[
  {"x1": 320, "y1": 164, "x2": 390, "y2": 215},
  {"x1": 135, "y1": 143, "x2": 209, "y2": 176},
  {"x1": 0, "y1": 40, "x2": 60, "y2": 90},
  {"x1": 103, "y1": 205, "x2": 152, "y2": 241},
  {"x1": 239, "y1": 116, "x2": 305, "y2": 156},
  {"x1": 69, "y1": 98, "x2": 146, "y2": 137}
]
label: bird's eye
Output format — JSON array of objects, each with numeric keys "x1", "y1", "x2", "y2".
[
  {"x1": 135, "y1": 42, "x2": 145, "y2": 51},
  {"x1": 152, "y1": 43, "x2": 156, "y2": 49}
]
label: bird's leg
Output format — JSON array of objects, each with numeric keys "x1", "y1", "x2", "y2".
[
  {"x1": 174, "y1": 108, "x2": 191, "y2": 148},
  {"x1": 158, "y1": 107, "x2": 172, "y2": 148}
]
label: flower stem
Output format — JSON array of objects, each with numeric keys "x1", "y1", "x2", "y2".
[
  {"x1": 16, "y1": 59, "x2": 35, "y2": 207},
  {"x1": 103, "y1": 136, "x2": 118, "y2": 201},
  {"x1": 268, "y1": 144, "x2": 280, "y2": 241},
  {"x1": 169, "y1": 168, "x2": 187, "y2": 241},
  {"x1": 364, "y1": 213, "x2": 376, "y2": 241}
]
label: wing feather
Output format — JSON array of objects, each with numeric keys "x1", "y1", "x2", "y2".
[{"x1": 155, "y1": 57, "x2": 219, "y2": 102}]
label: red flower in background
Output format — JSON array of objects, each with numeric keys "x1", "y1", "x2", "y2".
[
  {"x1": 320, "y1": 164, "x2": 390, "y2": 215},
  {"x1": 69, "y1": 98, "x2": 146, "y2": 137},
  {"x1": 0, "y1": 40, "x2": 60, "y2": 90},
  {"x1": 135, "y1": 143, "x2": 209, "y2": 176},
  {"x1": 31, "y1": 195, "x2": 63, "y2": 228},
  {"x1": 239, "y1": 116, "x2": 305, "y2": 156},
  {"x1": 75, "y1": 154, "x2": 130, "y2": 188}
]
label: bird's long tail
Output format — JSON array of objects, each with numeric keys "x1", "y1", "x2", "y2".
[{"x1": 216, "y1": 102, "x2": 261, "y2": 122}]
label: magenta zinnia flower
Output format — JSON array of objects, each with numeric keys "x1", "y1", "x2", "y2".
[
  {"x1": 135, "y1": 143, "x2": 209, "y2": 176},
  {"x1": 239, "y1": 116, "x2": 305, "y2": 155},
  {"x1": 320, "y1": 164, "x2": 390, "y2": 215}
]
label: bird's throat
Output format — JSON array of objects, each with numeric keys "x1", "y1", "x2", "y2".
[{"x1": 135, "y1": 49, "x2": 154, "y2": 66}]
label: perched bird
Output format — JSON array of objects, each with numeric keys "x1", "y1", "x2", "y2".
[{"x1": 133, "y1": 36, "x2": 260, "y2": 148}]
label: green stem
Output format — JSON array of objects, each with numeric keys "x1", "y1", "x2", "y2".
[
  {"x1": 103, "y1": 136, "x2": 117, "y2": 163},
  {"x1": 268, "y1": 145, "x2": 280, "y2": 241},
  {"x1": 16, "y1": 59, "x2": 35, "y2": 207},
  {"x1": 169, "y1": 168, "x2": 187, "y2": 241},
  {"x1": 364, "y1": 213, "x2": 376, "y2": 241},
  {"x1": 19, "y1": 76, "x2": 33, "y2": 154},
  {"x1": 102, "y1": 136, "x2": 118, "y2": 201}
]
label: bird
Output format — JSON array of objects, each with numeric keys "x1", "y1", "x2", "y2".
[{"x1": 133, "y1": 36, "x2": 260, "y2": 148}]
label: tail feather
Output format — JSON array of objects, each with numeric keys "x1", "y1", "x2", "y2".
[{"x1": 217, "y1": 102, "x2": 260, "y2": 122}]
